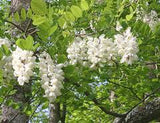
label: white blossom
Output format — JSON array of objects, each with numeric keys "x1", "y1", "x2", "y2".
[
  {"x1": 67, "y1": 37, "x2": 88, "y2": 66},
  {"x1": 87, "y1": 35, "x2": 117, "y2": 67},
  {"x1": 143, "y1": 10, "x2": 160, "y2": 30},
  {"x1": 39, "y1": 52, "x2": 64, "y2": 102},
  {"x1": 114, "y1": 27, "x2": 138, "y2": 64},
  {"x1": 12, "y1": 47, "x2": 35, "y2": 85},
  {"x1": 67, "y1": 34, "x2": 117, "y2": 68},
  {"x1": 0, "y1": 38, "x2": 10, "y2": 48},
  {"x1": 136, "y1": 9, "x2": 160, "y2": 30}
]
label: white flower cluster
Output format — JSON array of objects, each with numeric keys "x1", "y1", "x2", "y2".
[
  {"x1": 0, "y1": 38, "x2": 10, "y2": 48},
  {"x1": 136, "y1": 9, "x2": 160, "y2": 30},
  {"x1": 67, "y1": 35, "x2": 117, "y2": 68},
  {"x1": 67, "y1": 37, "x2": 88, "y2": 66},
  {"x1": 39, "y1": 52, "x2": 64, "y2": 102},
  {"x1": 67, "y1": 27, "x2": 139, "y2": 67},
  {"x1": 0, "y1": 38, "x2": 13, "y2": 81},
  {"x1": 87, "y1": 35, "x2": 117, "y2": 68},
  {"x1": 114, "y1": 27, "x2": 138, "y2": 65},
  {"x1": 12, "y1": 47, "x2": 35, "y2": 85},
  {"x1": 143, "y1": 10, "x2": 160, "y2": 30}
]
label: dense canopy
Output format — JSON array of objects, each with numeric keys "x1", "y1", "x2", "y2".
[{"x1": 0, "y1": 0, "x2": 160, "y2": 123}]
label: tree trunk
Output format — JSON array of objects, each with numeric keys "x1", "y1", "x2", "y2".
[
  {"x1": 2, "y1": 84, "x2": 31, "y2": 123},
  {"x1": 49, "y1": 103, "x2": 60, "y2": 123},
  {"x1": 1, "y1": 0, "x2": 31, "y2": 123}
]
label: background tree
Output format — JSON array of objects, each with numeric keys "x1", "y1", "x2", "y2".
[{"x1": 0, "y1": 0, "x2": 159, "y2": 123}]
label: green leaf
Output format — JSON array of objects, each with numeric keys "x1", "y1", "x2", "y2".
[
  {"x1": 71, "y1": 5, "x2": 82, "y2": 18},
  {"x1": 126, "y1": 14, "x2": 133, "y2": 21},
  {"x1": 33, "y1": 43, "x2": 40, "y2": 51},
  {"x1": 48, "y1": 6, "x2": 54, "y2": 21},
  {"x1": 48, "y1": 25, "x2": 58, "y2": 36},
  {"x1": 1, "y1": 45, "x2": 10, "y2": 56},
  {"x1": 14, "y1": 12, "x2": 20, "y2": 22},
  {"x1": 12, "y1": 103, "x2": 20, "y2": 110},
  {"x1": 58, "y1": 16, "x2": 66, "y2": 28},
  {"x1": 21, "y1": 8, "x2": 26, "y2": 21},
  {"x1": 33, "y1": 16, "x2": 47, "y2": 26},
  {"x1": 81, "y1": 0, "x2": 89, "y2": 11},
  {"x1": 62, "y1": 31, "x2": 70, "y2": 37},
  {"x1": 25, "y1": 35, "x2": 34, "y2": 50},
  {"x1": 65, "y1": 12, "x2": 75, "y2": 22},
  {"x1": 16, "y1": 35, "x2": 34, "y2": 50},
  {"x1": 0, "y1": 97, "x2": 3, "y2": 103},
  {"x1": 27, "y1": 8, "x2": 33, "y2": 18},
  {"x1": 31, "y1": 0, "x2": 47, "y2": 15}
]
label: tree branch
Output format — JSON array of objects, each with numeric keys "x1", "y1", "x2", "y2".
[
  {"x1": 4, "y1": 19, "x2": 25, "y2": 32},
  {"x1": 74, "y1": 83, "x2": 125, "y2": 118},
  {"x1": 126, "y1": 87, "x2": 160, "y2": 116},
  {"x1": 114, "y1": 87, "x2": 160, "y2": 123},
  {"x1": 123, "y1": 98, "x2": 160, "y2": 123}
]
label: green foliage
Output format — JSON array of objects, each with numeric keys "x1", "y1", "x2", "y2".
[
  {"x1": 16, "y1": 35, "x2": 34, "y2": 50},
  {"x1": 14, "y1": 12, "x2": 20, "y2": 22},
  {"x1": 71, "y1": 5, "x2": 83, "y2": 18},
  {"x1": 31, "y1": 0, "x2": 47, "y2": 15},
  {"x1": 0, "y1": 0, "x2": 160, "y2": 122},
  {"x1": 21, "y1": 8, "x2": 27, "y2": 21},
  {"x1": 80, "y1": 0, "x2": 89, "y2": 11}
]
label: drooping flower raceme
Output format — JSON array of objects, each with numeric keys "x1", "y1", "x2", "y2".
[
  {"x1": 114, "y1": 27, "x2": 139, "y2": 64},
  {"x1": 67, "y1": 37, "x2": 88, "y2": 66},
  {"x1": 39, "y1": 52, "x2": 64, "y2": 102},
  {"x1": 12, "y1": 47, "x2": 36, "y2": 85}
]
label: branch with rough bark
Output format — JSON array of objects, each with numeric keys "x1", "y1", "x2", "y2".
[
  {"x1": 114, "y1": 87, "x2": 160, "y2": 123},
  {"x1": 114, "y1": 97, "x2": 160, "y2": 123}
]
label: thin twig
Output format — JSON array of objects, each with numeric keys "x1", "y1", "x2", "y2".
[
  {"x1": 28, "y1": 29, "x2": 39, "y2": 35},
  {"x1": 4, "y1": 20, "x2": 25, "y2": 32},
  {"x1": 25, "y1": 19, "x2": 32, "y2": 33}
]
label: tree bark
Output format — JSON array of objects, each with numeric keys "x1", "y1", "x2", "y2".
[
  {"x1": 114, "y1": 97, "x2": 160, "y2": 123},
  {"x1": 1, "y1": 0, "x2": 31, "y2": 123},
  {"x1": 49, "y1": 103, "x2": 60, "y2": 123},
  {"x1": 1, "y1": 84, "x2": 31, "y2": 123}
]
